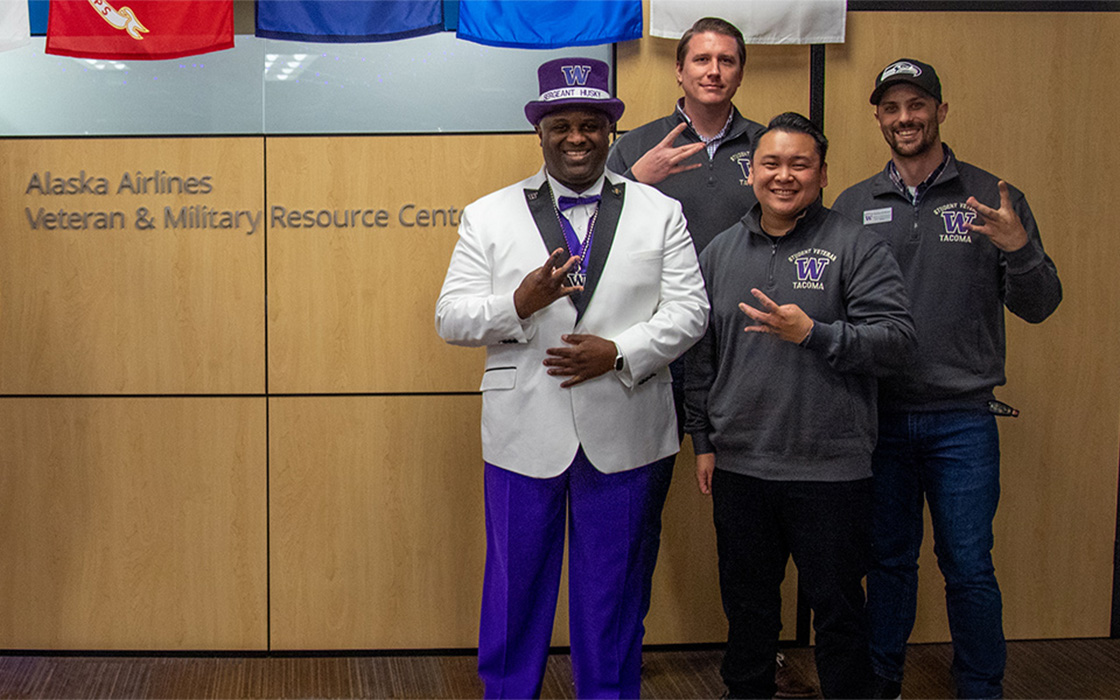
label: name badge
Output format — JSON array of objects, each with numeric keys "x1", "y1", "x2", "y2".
[{"x1": 863, "y1": 207, "x2": 893, "y2": 225}]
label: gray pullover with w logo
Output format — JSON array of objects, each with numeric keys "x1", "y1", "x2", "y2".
[
  {"x1": 685, "y1": 201, "x2": 915, "y2": 482},
  {"x1": 832, "y1": 148, "x2": 1062, "y2": 412}
]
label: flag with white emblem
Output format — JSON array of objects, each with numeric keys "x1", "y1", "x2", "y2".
[
  {"x1": 650, "y1": 0, "x2": 845, "y2": 45},
  {"x1": 46, "y1": 0, "x2": 234, "y2": 60}
]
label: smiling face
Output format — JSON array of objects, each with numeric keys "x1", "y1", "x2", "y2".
[
  {"x1": 535, "y1": 108, "x2": 611, "y2": 193},
  {"x1": 748, "y1": 129, "x2": 827, "y2": 235},
  {"x1": 874, "y1": 83, "x2": 948, "y2": 159},
  {"x1": 675, "y1": 31, "x2": 744, "y2": 112}
]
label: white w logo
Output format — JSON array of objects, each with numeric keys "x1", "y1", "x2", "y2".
[{"x1": 561, "y1": 65, "x2": 592, "y2": 86}]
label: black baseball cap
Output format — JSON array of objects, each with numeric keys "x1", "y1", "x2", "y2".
[{"x1": 870, "y1": 58, "x2": 942, "y2": 105}]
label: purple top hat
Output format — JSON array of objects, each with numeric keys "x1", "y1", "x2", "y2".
[{"x1": 524, "y1": 57, "x2": 625, "y2": 125}]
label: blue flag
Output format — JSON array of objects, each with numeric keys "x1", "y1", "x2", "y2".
[
  {"x1": 456, "y1": 0, "x2": 641, "y2": 49},
  {"x1": 442, "y1": 0, "x2": 458, "y2": 31},
  {"x1": 29, "y1": 0, "x2": 48, "y2": 35},
  {"x1": 256, "y1": 0, "x2": 443, "y2": 42}
]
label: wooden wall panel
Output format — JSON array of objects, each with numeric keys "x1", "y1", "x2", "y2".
[
  {"x1": 615, "y1": 0, "x2": 810, "y2": 130},
  {"x1": 643, "y1": 443, "x2": 725, "y2": 644},
  {"x1": 1, "y1": 10, "x2": 1116, "y2": 654},
  {"x1": 0, "y1": 138, "x2": 265, "y2": 395},
  {"x1": 269, "y1": 395, "x2": 486, "y2": 649},
  {"x1": 268, "y1": 396, "x2": 781, "y2": 649},
  {"x1": 266, "y1": 135, "x2": 544, "y2": 394},
  {"x1": 643, "y1": 444, "x2": 800, "y2": 645},
  {"x1": 825, "y1": 12, "x2": 1120, "y2": 641},
  {"x1": 0, "y1": 398, "x2": 268, "y2": 650}
]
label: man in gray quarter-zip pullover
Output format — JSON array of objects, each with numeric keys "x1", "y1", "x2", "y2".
[
  {"x1": 686, "y1": 112, "x2": 915, "y2": 700},
  {"x1": 831, "y1": 58, "x2": 1062, "y2": 700}
]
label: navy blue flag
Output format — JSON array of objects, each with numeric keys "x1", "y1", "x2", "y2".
[
  {"x1": 256, "y1": 0, "x2": 443, "y2": 42},
  {"x1": 456, "y1": 0, "x2": 641, "y2": 49}
]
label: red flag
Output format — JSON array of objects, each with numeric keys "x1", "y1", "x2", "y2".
[{"x1": 46, "y1": 0, "x2": 233, "y2": 60}]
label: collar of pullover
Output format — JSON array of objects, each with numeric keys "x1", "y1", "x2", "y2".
[
  {"x1": 871, "y1": 144, "x2": 961, "y2": 200},
  {"x1": 744, "y1": 199, "x2": 826, "y2": 242},
  {"x1": 673, "y1": 100, "x2": 752, "y2": 143}
]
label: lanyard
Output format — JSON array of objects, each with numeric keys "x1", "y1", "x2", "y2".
[{"x1": 555, "y1": 194, "x2": 600, "y2": 287}]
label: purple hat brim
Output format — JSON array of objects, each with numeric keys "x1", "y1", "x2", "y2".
[{"x1": 525, "y1": 97, "x2": 625, "y2": 126}]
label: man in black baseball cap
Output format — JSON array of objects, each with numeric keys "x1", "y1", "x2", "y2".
[{"x1": 833, "y1": 58, "x2": 1062, "y2": 699}]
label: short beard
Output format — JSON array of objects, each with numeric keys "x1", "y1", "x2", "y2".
[{"x1": 887, "y1": 123, "x2": 938, "y2": 158}]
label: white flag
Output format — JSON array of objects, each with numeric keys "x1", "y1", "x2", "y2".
[
  {"x1": 0, "y1": 0, "x2": 30, "y2": 53},
  {"x1": 650, "y1": 0, "x2": 846, "y2": 45}
]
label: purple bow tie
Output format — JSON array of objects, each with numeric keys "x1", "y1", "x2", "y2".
[{"x1": 557, "y1": 194, "x2": 601, "y2": 212}]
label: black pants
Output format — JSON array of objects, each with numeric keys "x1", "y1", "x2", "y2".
[{"x1": 712, "y1": 470, "x2": 873, "y2": 699}]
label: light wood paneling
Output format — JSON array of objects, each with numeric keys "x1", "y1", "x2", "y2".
[
  {"x1": 0, "y1": 398, "x2": 268, "y2": 650},
  {"x1": 641, "y1": 441, "x2": 801, "y2": 645},
  {"x1": 2, "y1": 10, "x2": 1115, "y2": 654},
  {"x1": 269, "y1": 395, "x2": 486, "y2": 649},
  {"x1": 266, "y1": 135, "x2": 546, "y2": 394},
  {"x1": 826, "y1": 12, "x2": 1120, "y2": 641},
  {"x1": 0, "y1": 139, "x2": 265, "y2": 394},
  {"x1": 269, "y1": 397, "x2": 754, "y2": 649},
  {"x1": 643, "y1": 441, "x2": 726, "y2": 644},
  {"x1": 615, "y1": 0, "x2": 810, "y2": 130}
]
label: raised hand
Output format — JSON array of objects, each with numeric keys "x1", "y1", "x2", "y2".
[
  {"x1": 513, "y1": 248, "x2": 582, "y2": 319},
  {"x1": 629, "y1": 122, "x2": 707, "y2": 185},
  {"x1": 739, "y1": 288, "x2": 813, "y2": 344},
  {"x1": 965, "y1": 180, "x2": 1029, "y2": 252}
]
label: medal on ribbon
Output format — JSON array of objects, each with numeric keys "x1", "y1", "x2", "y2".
[{"x1": 555, "y1": 193, "x2": 600, "y2": 289}]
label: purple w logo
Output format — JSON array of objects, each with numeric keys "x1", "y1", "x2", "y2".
[
  {"x1": 560, "y1": 65, "x2": 592, "y2": 86},
  {"x1": 942, "y1": 210, "x2": 976, "y2": 234},
  {"x1": 794, "y1": 257, "x2": 830, "y2": 283}
]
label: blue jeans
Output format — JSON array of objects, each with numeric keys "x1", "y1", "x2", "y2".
[{"x1": 867, "y1": 409, "x2": 1005, "y2": 699}]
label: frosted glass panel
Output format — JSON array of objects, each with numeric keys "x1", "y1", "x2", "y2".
[
  {"x1": 260, "y1": 35, "x2": 609, "y2": 134},
  {"x1": 0, "y1": 39, "x2": 262, "y2": 136},
  {"x1": 0, "y1": 36, "x2": 611, "y2": 136}
]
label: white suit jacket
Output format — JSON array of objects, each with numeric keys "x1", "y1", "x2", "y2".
[{"x1": 435, "y1": 168, "x2": 709, "y2": 477}]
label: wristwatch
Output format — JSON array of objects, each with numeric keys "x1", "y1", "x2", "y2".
[{"x1": 614, "y1": 346, "x2": 625, "y2": 372}]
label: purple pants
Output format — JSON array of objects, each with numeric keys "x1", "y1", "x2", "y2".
[{"x1": 479, "y1": 448, "x2": 658, "y2": 699}]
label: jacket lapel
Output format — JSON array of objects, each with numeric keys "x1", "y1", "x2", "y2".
[
  {"x1": 524, "y1": 181, "x2": 568, "y2": 260},
  {"x1": 575, "y1": 180, "x2": 624, "y2": 322}
]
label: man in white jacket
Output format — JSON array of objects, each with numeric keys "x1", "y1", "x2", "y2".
[{"x1": 436, "y1": 57, "x2": 708, "y2": 699}]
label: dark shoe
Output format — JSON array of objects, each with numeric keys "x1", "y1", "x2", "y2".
[
  {"x1": 870, "y1": 674, "x2": 902, "y2": 700},
  {"x1": 774, "y1": 652, "x2": 818, "y2": 699}
]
